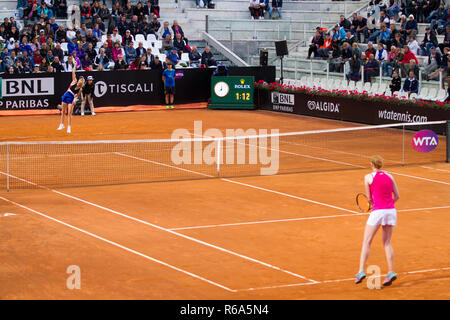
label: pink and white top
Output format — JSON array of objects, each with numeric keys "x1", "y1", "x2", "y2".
[{"x1": 367, "y1": 171, "x2": 395, "y2": 211}]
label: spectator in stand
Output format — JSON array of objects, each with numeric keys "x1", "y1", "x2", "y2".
[
  {"x1": 249, "y1": 0, "x2": 262, "y2": 20},
  {"x1": 270, "y1": 0, "x2": 282, "y2": 20},
  {"x1": 172, "y1": 20, "x2": 185, "y2": 41},
  {"x1": 391, "y1": 30, "x2": 405, "y2": 48},
  {"x1": 355, "y1": 15, "x2": 369, "y2": 43},
  {"x1": 53, "y1": 0, "x2": 67, "y2": 19},
  {"x1": 389, "y1": 70, "x2": 401, "y2": 93},
  {"x1": 112, "y1": 41, "x2": 123, "y2": 61},
  {"x1": 111, "y1": 2, "x2": 122, "y2": 24},
  {"x1": 365, "y1": 41, "x2": 377, "y2": 57},
  {"x1": 71, "y1": 50, "x2": 81, "y2": 69},
  {"x1": 123, "y1": 2, "x2": 134, "y2": 20},
  {"x1": 129, "y1": 15, "x2": 140, "y2": 35},
  {"x1": 136, "y1": 42, "x2": 146, "y2": 57},
  {"x1": 134, "y1": 2, "x2": 145, "y2": 22},
  {"x1": 125, "y1": 41, "x2": 136, "y2": 63},
  {"x1": 129, "y1": 56, "x2": 141, "y2": 70},
  {"x1": 339, "y1": 14, "x2": 352, "y2": 31},
  {"x1": 173, "y1": 33, "x2": 188, "y2": 54},
  {"x1": 404, "y1": 14, "x2": 418, "y2": 40},
  {"x1": 368, "y1": 23, "x2": 389, "y2": 44},
  {"x1": 94, "y1": 48, "x2": 110, "y2": 70},
  {"x1": 158, "y1": 21, "x2": 173, "y2": 40},
  {"x1": 111, "y1": 28, "x2": 121, "y2": 43},
  {"x1": 307, "y1": 30, "x2": 324, "y2": 59},
  {"x1": 414, "y1": 0, "x2": 427, "y2": 23},
  {"x1": 375, "y1": 42, "x2": 388, "y2": 65},
  {"x1": 202, "y1": 46, "x2": 217, "y2": 66},
  {"x1": 349, "y1": 13, "x2": 358, "y2": 35},
  {"x1": 422, "y1": 46, "x2": 441, "y2": 80},
  {"x1": 402, "y1": 69, "x2": 419, "y2": 96},
  {"x1": 351, "y1": 42, "x2": 361, "y2": 59},
  {"x1": 363, "y1": 53, "x2": 380, "y2": 82},
  {"x1": 161, "y1": 34, "x2": 173, "y2": 54},
  {"x1": 439, "y1": 25, "x2": 450, "y2": 53},
  {"x1": 407, "y1": 35, "x2": 420, "y2": 56},
  {"x1": 387, "y1": 0, "x2": 402, "y2": 20},
  {"x1": 330, "y1": 41, "x2": 351, "y2": 72},
  {"x1": 168, "y1": 47, "x2": 179, "y2": 65},
  {"x1": 189, "y1": 45, "x2": 201, "y2": 67},
  {"x1": 139, "y1": 17, "x2": 153, "y2": 36},
  {"x1": 53, "y1": 43, "x2": 64, "y2": 62},
  {"x1": 260, "y1": 0, "x2": 270, "y2": 19},
  {"x1": 80, "y1": 52, "x2": 92, "y2": 70},
  {"x1": 114, "y1": 54, "x2": 128, "y2": 70},
  {"x1": 80, "y1": 1, "x2": 91, "y2": 24},
  {"x1": 428, "y1": 4, "x2": 445, "y2": 31},
  {"x1": 150, "y1": 55, "x2": 162, "y2": 71},
  {"x1": 400, "y1": 45, "x2": 418, "y2": 76},
  {"x1": 55, "y1": 24, "x2": 66, "y2": 42},
  {"x1": 118, "y1": 16, "x2": 129, "y2": 35},
  {"x1": 151, "y1": 0, "x2": 160, "y2": 18},
  {"x1": 420, "y1": 26, "x2": 438, "y2": 56},
  {"x1": 144, "y1": 47, "x2": 154, "y2": 66},
  {"x1": 122, "y1": 30, "x2": 134, "y2": 46},
  {"x1": 347, "y1": 52, "x2": 361, "y2": 81},
  {"x1": 150, "y1": 16, "x2": 161, "y2": 34},
  {"x1": 317, "y1": 32, "x2": 332, "y2": 58},
  {"x1": 428, "y1": 47, "x2": 449, "y2": 81}
]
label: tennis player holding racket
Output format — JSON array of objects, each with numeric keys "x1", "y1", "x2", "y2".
[{"x1": 355, "y1": 155, "x2": 400, "y2": 286}]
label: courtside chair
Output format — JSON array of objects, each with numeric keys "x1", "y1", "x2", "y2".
[
  {"x1": 426, "y1": 87, "x2": 437, "y2": 101},
  {"x1": 355, "y1": 81, "x2": 364, "y2": 93},
  {"x1": 363, "y1": 81, "x2": 371, "y2": 93},
  {"x1": 369, "y1": 82, "x2": 379, "y2": 96},
  {"x1": 409, "y1": 93, "x2": 418, "y2": 100},
  {"x1": 377, "y1": 82, "x2": 387, "y2": 95},
  {"x1": 436, "y1": 88, "x2": 448, "y2": 102},
  {"x1": 348, "y1": 80, "x2": 356, "y2": 91},
  {"x1": 417, "y1": 87, "x2": 429, "y2": 100}
]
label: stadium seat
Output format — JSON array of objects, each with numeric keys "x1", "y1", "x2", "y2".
[
  {"x1": 355, "y1": 81, "x2": 364, "y2": 93},
  {"x1": 147, "y1": 34, "x2": 157, "y2": 43},
  {"x1": 158, "y1": 53, "x2": 166, "y2": 63},
  {"x1": 304, "y1": 78, "x2": 313, "y2": 88},
  {"x1": 135, "y1": 34, "x2": 146, "y2": 44},
  {"x1": 101, "y1": 35, "x2": 107, "y2": 43},
  {"x1": 338, "y1": 79, "x2": 348, "y2": 91},
  {"x1": 96, "y1": 41, "x2": 103, "y2": 48},
  {"x1": 363, "y1": 82, "x2": 371, "y2": 93},
  {"x1": 436, "y1": 89, "x2": 448, "y2": 102},
  {"x1": 327, "y1": 79, "x2": 335, "y2": 90},
  {"x1": 377, "y1": 82, "x2": 387, "y2": 95},
  {"x1": 399, "y1": 92, "x2": 408, "y2": 100},
  {"x1": 348, "y1": 81, "x2": 356, "y2": 91},
  {"x1": 384, "y1": 89, "x2": 392, "y2": 97},
  {"x1": 319, "y1": 78, "x2": 328, "y2": 90},
  {"x1": 426, "y1": 88, "x2": 437, "y2": 101},
  {"x1": 369, "y1": 82, "x2": 379, "y2": 96},
  {"x1": 417, "y1": 87, "x2": 429, "y2": 100},
  {"x1": 60, "y1": 42, "x2": 68, "y2": 54},
  {"x1": 392, "y1": 91, "x2": 399, "y2": 98},
  {"x1": 409, "y1": 93, "x2": 418, "y2": 100}
]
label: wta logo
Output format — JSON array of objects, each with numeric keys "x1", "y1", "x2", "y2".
[{"x1": 412, "y1": 130, "x2": 439, "y2": 152}]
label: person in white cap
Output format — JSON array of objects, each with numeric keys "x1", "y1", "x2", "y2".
[{"x1": 80, "y1": 75, "x2": 96, "y2": 116}]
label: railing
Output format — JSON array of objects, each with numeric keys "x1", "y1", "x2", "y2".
[{"x1": 202, "y1": 31, "x2": 249, "y2": 67}]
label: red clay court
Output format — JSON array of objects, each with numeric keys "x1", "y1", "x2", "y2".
[{"x1": 0, "y1": 107, "x2": 449, "y2": 299}]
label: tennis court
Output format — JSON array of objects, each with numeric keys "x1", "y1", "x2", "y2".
[{"x1": 1, "y1": 109, "x2": 449, "y2": 299}]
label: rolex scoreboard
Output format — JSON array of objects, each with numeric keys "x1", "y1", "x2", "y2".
[{"x1": 208, "y1": 76, "x2": 255, "y2": 109}]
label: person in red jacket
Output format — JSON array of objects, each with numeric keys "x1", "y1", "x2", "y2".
[{"x1": 400, "y1": 45, "x2": 418, "y2": 77}]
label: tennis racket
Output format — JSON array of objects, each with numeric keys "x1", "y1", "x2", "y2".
[{"x1": 356, "y1": 193, "x2": 372, "y2": 213}]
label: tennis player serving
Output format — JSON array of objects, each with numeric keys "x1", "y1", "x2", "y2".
[
  {"x1": 355, "y1": 155, "x2": 400, "y2": 286},
  {"x1": 57, "y1": 60, "x2": 84, "y2": 134}
]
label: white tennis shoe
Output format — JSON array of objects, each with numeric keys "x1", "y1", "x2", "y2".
[
  {"x1": 67, "y1": 126, "x2": 71, "y2": 134},
  {"x1": 57, "y1": 124, "x2": 65, "y2": 130}
]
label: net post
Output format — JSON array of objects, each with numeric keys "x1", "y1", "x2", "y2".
[
  {"x1": 402, "y1": 125, "x2": 405, "y2": 166},
  {"x1": 447, "y1": 120, "x2": 450, "y2": 163},
  {"x1": 6, "y1": 143, "x2": 10, "y2": 192},
  {"x1": 216, "y1": 139, "x2": 221, "y2": 175}
]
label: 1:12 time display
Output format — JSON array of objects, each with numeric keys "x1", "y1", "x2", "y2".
[{"x1": 236, "y1": 93, "x2": 251, "y2": 101}]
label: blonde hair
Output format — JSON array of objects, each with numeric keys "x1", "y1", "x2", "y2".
[{"x1": 371, "y1": 155, "x2": 384, "y2": 169}]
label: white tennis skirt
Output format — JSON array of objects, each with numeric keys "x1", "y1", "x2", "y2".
[{"x1": 367, "y1": 208, "x2": 397, "y2": 226}]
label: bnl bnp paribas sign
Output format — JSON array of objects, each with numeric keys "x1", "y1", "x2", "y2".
[{"x1": 0, "y1": 77, "x2": 54, "y2": 109}]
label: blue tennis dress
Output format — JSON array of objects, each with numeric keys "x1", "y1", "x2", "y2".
[{"x1": 62, "y1": 82, "x2": 81, "y2": 104}]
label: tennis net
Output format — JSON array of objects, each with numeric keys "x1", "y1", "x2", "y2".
[{"x1": 0, "y1": 121, "x2": 448, "y2": 190}]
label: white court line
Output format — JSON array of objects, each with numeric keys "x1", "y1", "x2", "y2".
[
  {"x1": 0, "y1": 170, "x2": 317, "y2": 284},
  {"x1": 388, "y1": 171, "x2": 450, "y2": 186},
  {"x1": 170, "y1": 205, "x2": 450, "y2": 231},
  {"x1": 421, "y1": 166, "x2": 450, "y2": 173},
  {"x1": 237, "y1": 266, "x2": 450, "y2": 291},
  {"x1": 116, "y1": 152, "x2": 359, "y2": 216},
  {"x1": 0, "y1": 195, "x2": 236, "y2": 292}
]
